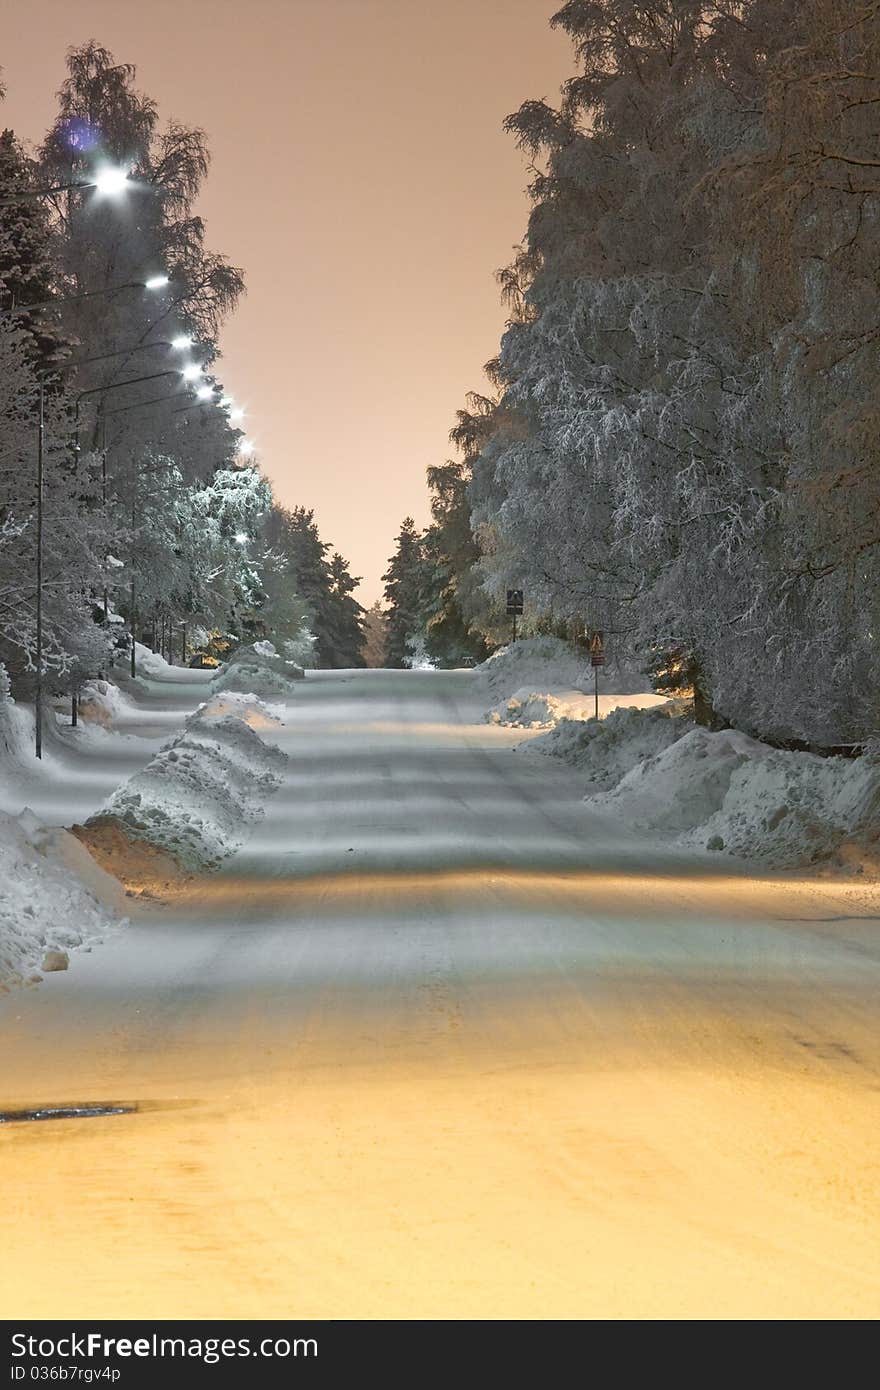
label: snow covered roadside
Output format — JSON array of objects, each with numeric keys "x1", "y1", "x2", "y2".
[
  {"x1": 478, "y1": 636, "x2": 661, "y2": 727},
  {"x1": 0, "y1": 808, "x2": 126, "y2": 993},
  {"x1": 81, "y1": 692, "x2": 288, "y2": 877},
  {"x1": 0, "y1": 651, "x2": 287, "y2": 986},
  {"x1": 526, "y1": 702, "x2": 880, "y2": 872}
]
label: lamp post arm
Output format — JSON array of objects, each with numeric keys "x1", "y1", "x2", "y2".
[
  {"x1": 0, "y1": 178, "x2": 102, "y2": 205},
  {"x1": 7, "y1": 280, "x2": 153, "y2": 316}
]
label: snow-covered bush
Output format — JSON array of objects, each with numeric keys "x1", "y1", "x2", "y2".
[{"x1": 403, "y1": 637, "x2": 435, "y2": 671}]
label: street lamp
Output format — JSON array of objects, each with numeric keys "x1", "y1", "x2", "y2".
[
  {"x1": 6, "y1": 274, "x2": 171, "y2": 318},
  {"x1": 0, "y1": 165, "x2": 133, "y2": 206},
  {"x1": 92, "y1": 166, "x2": 131, "y2": 198}
]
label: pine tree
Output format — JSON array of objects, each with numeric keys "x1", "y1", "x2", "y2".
[
  {"x1": 420, "y1": 458, "x2": 492, "y2": 667},
  {"x1": 324, "y1": 552, "x2": 365, "y2": 668},
  {"x1": 382, "y1": 518, "x2": 425, "y2": 668},
  {"x1": 361, "y1": 601, "x2": 389, "y2": 668},
  {"x1": 263, "y1": 506, "x2": 363, "y2": 667}
]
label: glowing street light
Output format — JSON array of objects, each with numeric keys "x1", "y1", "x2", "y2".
[
  {"x1": 196, "y1": 384, "x2": 215, "y2": 401},
  {"x1": 238, "y1": 438, "x2": 254, "y2": 457},
  {"x1": 144, "y1": 274, "x2": 169, "y2": 291},
  {"x1": 0, "y1": 163, "x2": 133, "y2": 206},
  {"x1": 171, "y1": 335, "x2": 193, "y2": 351},
  {"x1": 229, "y1": 406, "x2": 244, "y2": 423},
  {"x1": 181, "y1": 363, "x2": 202, "y2": 382},
  {"x1": 92, "y1": 166, "x2": 131, "y2": 198}
]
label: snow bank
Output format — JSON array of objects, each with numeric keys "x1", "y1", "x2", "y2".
[
  {"x1": 525, "y1": 701, "x2": 693, "y2": 789},
  {"x1": 0, "y1": 685, "x2": 36, "y2": 766},
  {"x1": 0, "y1": 808, "x2": 125, "y2": 993},
  {"x1": 134, "y1": 641, "x2": 171, "y2": 678},
  {"x1": 213, "y1": 641, "x2": 305, "y2": 701},
  {"x1": 478, "y1": 637, "x2": 656, "y2": 726},
  {"x1": 76, "y1": 678, "x2": 133, "y2": 727},
  {"x1": 88, "y1": 694, "x2": 287, "y2": 871},
  {"x1": 589, "y1": 726, "x2": 764, "y2": 834},
  {"x1": 529, "y1": 699, "x2": 880, "y2": 869},
  {"x1": 478, "y1": 636, "x2": 651, "y2": 701},
  {"x1": 678, "y1": 741, "x2": 880, "y2": 869},
  {"x1": 489, "y1": 687, "x2": 665, "y2": 729},
  {"x1": 196, "y1": 690, "x2": 284, "y2": 730}
]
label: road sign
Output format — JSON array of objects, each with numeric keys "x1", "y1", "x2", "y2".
[
  {"x1": 506, "y1": 590, "x2": 524, "y2": 615},
  {"x1": 589, "y1": 630, "x2": 605, "y2": 667}
]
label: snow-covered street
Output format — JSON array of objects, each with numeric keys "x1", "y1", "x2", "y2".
[{"x1": 2, "y1": 667, "x2": 879, "y2": 1320}]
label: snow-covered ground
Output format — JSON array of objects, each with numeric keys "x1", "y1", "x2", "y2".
[{"x1": 2, "y1": 666, "x2": 879, "y2": 1321}]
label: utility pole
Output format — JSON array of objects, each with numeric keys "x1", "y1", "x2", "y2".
[
  {"x1": 130, "y1": 495, "x2": 137, "y2": 678},
  {"x1": 506, "y1": 589, "x2": 524, "y2": 643},
  {"x1": 130, "y1": 573, "x2": 136, "y2": 678},
  {"x1": 35, "y1": 381, "x2": 44, "y2": 758}
]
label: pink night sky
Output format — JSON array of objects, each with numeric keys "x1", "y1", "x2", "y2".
[{"x1": 0, "y1": 0, "x2": 570, "y2": 600}]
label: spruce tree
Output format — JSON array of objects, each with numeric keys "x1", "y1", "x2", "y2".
[
  {"x1": 324, "y1": 552, "x2": 365, "y2": 668},
  {"x1": 361, "y1": 601, "x2": 389, "y2": 668},
  {"x1": 382, "y1": 518, "x2": 425, "y2": 668}
]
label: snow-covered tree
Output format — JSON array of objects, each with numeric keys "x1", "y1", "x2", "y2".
[
  {"x1": 455, "y1": 0, "x2": 879, "y2": 743},
  {"x1": 382, "y1": 518, "x2": 425, "y2": 669},
  {"x1": 361, "y1": 600, "x2": 389, "y2": 668}
]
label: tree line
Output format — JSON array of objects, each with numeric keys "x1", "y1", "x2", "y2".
[
  {"x1": 0, "y1": 41, "x2": 365, "y2": 707},
  {"x1": 384, "y1": 0, "x2": 879, "y2": 747}
]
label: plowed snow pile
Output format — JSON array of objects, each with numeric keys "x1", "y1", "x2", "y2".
[
  {"x1": 529, "y1": 702, "x2": 880, "y2": 870},
  {"x1": 213, "y1": 641, "x2": 305, "y2": 701},
  {"x1": 0, "y1": 808, "x2": 125, "y2": 992},
  {"x1": 85, "y1": 693, "x2": 287, "y2": 872},
  {"x1": 524, "y1": 702, "x2": 692, "y2": 788}
]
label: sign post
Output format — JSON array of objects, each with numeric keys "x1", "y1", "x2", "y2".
[
  {"x1": 588, "y1": 630, "x2": 605, "y2": 720},
  {"x1": 506, "y1": 589, "x2": 523, "y2": 643}
]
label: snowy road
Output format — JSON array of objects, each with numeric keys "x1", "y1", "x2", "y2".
[{"x1": 2, "y1": 668, "x2": 880, "y2": 1318}]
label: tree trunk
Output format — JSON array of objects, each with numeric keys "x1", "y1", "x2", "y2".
[{"x1": 688, "y1": 655, "x2": 724, "y2": 730}]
